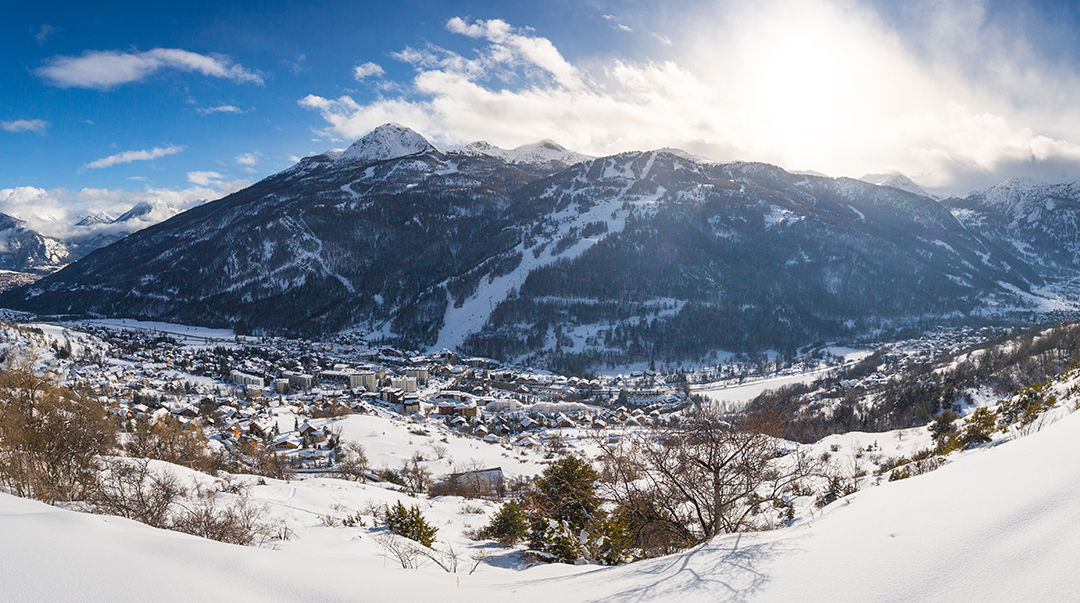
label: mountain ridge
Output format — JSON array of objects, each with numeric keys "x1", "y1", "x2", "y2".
[{"x1": 1, "y1": 124, "x2": 1072, "y2": 367}]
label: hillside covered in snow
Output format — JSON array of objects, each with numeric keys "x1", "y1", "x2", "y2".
[
  {"x1": 7, "y1": 124, "x2": 1076, "y2": 370},
  {"x1": 2, "y1": 383, "x2": 1077, "y2": 602}
]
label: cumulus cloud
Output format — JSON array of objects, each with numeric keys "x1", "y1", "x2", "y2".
[
  {"x1": 82, "y1": 145, "x2": 184, "y2": 170},
  {"x1": 186, "y1": 171, "x2": 223, "y2": 186},
  {"x1": 234, "y1": 151, "x2": 261, "y2": 165},
  {"x1": 196, "y1": 104, "x2": 244, "y2": 115},
  {"x1": 1, "y1": 119, "x2": 49, "y2": 134},
  {"x1": 34, "y1": 25, "x2": 54, "y2": 45},
  {"x1": 299, "y1": 4, "x2": 1080, "y2": 194},
  {"x1": 37, "y1": 48, "x2": 263, "y2": 89},
  {"x1": 353, "y1": 62, "x2": 385, "y2": 79},
  {"x1": 281, "y1": 54, "x2": 307, "y2": 75},
  {"x1": 0, "y1": 180, "x2": 249, "y2": 242}
]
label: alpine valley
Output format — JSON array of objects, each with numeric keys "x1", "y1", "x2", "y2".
[{"x1": 5, "y1": 124, "x2": 1079, "y2": 368}]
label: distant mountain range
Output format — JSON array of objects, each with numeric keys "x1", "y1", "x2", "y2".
[
  {"x1": 0, "y1": 199, "x2": 191, "y2": 281},
  {"x1": 0, "y1": 213, "x2": 76, "y2": 275},
  {"x1": 4, "y1": 124, "x2": 1079, "y2": 367}
]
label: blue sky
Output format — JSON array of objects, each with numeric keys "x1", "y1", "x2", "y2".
[{"x1": 4, "y1": 0, "x2": 1080, "y2": 229}]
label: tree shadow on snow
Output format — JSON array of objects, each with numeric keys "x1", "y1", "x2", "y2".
[{"x1": 528, "y1": 532, "x2": 805, "y2": 603}]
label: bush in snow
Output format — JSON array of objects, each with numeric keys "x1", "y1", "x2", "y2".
[
  {"x1": 0, "y1": 354, "x2": 114, "y2": 503},
  {"x1": 525, "y1": 455, "x2": 600, "y2": 551},
  {"x1": 528, "y1": 515, "x2": 640, "y2": 565},
  {"x1": 478, "y1": 500, "x2": 529, "y2": 546},
  {"x1": 383, "y1": 501, "x2": 438, "y2": 547},
  {"x1": 998, "y1": 382, "x2": 1056, "y2": 431}
]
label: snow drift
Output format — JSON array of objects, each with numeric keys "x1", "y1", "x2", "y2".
[{"x1": 3, "y1": 408, "x2": 1079, "y2": 602}]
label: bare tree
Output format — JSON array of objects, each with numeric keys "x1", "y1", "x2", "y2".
[
  {"x1": 85, "y1": 458, "x2": 184, "y2": 529},
  {"x1": 376, "y1": 534, "x2": 422, "y2": 569},
  {"x1": 595, "y1": 410, "x2": 820, "y2": 555},
  {"x1": 401, "y1": 451, "x2": 431, "y2": 495},
  {"x1": 335, "y1": 441, "x2": 369, "y2": 481},
  {"x1": 0, "y1": 353, "x2": 114, "y2": 502},
  {"x1": 126, "y1": 417, "x2": 212, "y2": 472}
]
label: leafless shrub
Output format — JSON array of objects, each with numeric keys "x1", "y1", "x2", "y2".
[
  {"x1": 335, "y1": 441, "x2": 369, "y2": 482},
  {"x1": 85, "y1": 458, "x2": 184, "y2": 529},
  {"x1": 469, "y1": 550, "x2": 488, "y2": 575},
  {"x1": 170, "y1": 480, "x2": 279, "y2": 546},
  {"x1": 401, "y1": 452, "x2": 432, "y2": 495},
  {"x1": 377, "y1": 534, "x2": 422, "y2": 569},
  {"x1": 420, "y1": 540, "x2": 463, "y2": 573},
  {"x1": 0, "y1": 354, "x2": 114, "y2": 503},
  {"x1": 83, "y1": 456, "x2": 285, "y2": 547},
  {"x1": 594, "y1": 409, "x2": 822, "y2": 556}
]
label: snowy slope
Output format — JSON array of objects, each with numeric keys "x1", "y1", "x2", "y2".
[
  {"x1": 859, "y1": 172, "x2": 934, "y2": 198},
  {"x1": 0, "y1": 212, "x2": 77, "y2": 274},
  {"x1": 3, "y1": 404, "x2": 1079, "y2": 602},
  {"x1": 447, "y1": 139, "x2": 592, "y2": 166},
  {"x1": 338, "y1": 123, "x2": 436, "y2": 163},
  {"x1": 943, "y1": 178, "x2": 1080, "y2": 279}
]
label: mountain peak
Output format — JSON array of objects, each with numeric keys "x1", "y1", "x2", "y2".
[
  {"x1": 447, "y1": 138, "x2": 591, "y2": 166},
  {"x1": 338, "y1": 123, "x2": 435, "y2": 164},
  {"x1": 0, "y1": 213, "x2": 27, "y2": 231},
  {"x1": 860, "y1": 173, "x2": 933, "y2": 198},
  {"x1": 113, "y1": 200, "x2": 180, "y2": 224}
]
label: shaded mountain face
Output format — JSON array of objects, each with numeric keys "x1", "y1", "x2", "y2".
[
  {"x1": 0, "y1": 213, "x2": 77, "y2": 275},
  {"x1": 66, "y1": 200, "x2": 190, "y2": 254},
  {"x1": 457, "y1": 155, "x2": 1038, "y2": 364},
  {"x1": 942, "y1": 179, "x2": 1080, "y2": 281},
  {"x1": 0, "y1": 124, "x2": 1047, "y2": 365}
]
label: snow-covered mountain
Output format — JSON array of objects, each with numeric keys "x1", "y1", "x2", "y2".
[
  {"x1": 0, "y1": 124, "x2": 1062, "y2": 365},
  {"x1": 75, "y1": 213, "x2": 115, "y2": 227},
  {"x1": 0, "y1": 213, "x2": 77, "y2": 276},
  {"x1": 112, "y1": 199, "x2": 183, "y2": 224},
  {"x1": 449, "y1": 139, "x2": 592, "y2": 166},
  {"x1": 859, "y1": 173, "x2": 934, "y2": 198},
  {"x1": 336, "y1": 123, "x2": 437, "y2": 163},
  {"x1": 62, "y1": 200, "x2": 191, "y2": 254},
  {"x1": 942, "y1": 178, "x2": 1080, "y2": 279}
]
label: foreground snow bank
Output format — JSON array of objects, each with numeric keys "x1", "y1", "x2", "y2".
[{"x1": 4, "y1": 411, "x2": 1080, "y2": 602}]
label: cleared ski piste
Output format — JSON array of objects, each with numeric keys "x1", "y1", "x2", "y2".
[
  {"x1": 3, "y1": 404, "x2": 1079, "y2": 602},
  {"x1": 692, "y1": 348, "x2": 872, "y2": 407},
  {"x1": 78, "y1": 318, "x2": 238, "y2": 346}
]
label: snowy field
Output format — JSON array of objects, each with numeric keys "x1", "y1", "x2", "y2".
[
  {"x1": 78, "y1": 318, "x2": 238, "y2": 347},
  {"x1": 692, "y1": 348, "x2": 871, "y2": 406},
  {"x1": 3, "y1": 405, "x2": 1079, "y2": 602}
]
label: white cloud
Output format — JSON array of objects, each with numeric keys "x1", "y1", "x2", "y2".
[
  {"x1": 602, "y1": 15, "x2": 632, "y2": 32},
  {"x1": 353, "y1": 62, "x2": 385, "y2": 79},
  {"x1": 299, "y1": 6, "x2": 1080, "y2": 194},
  {"x1": 37, "y1": 48, "x2": 263, "y2": 89},
  {"x1": 0, "y1": 180, "x2": 249, "y2": 241},
  {"x1": 34, "y1": 25, "x2": 54, "y2": 45},
  {"x1": 186, "y1": 171, "x2": 223, "y2": 186},
  {"x1": 281, "y1": 54, "x2": 306, "y2": 75},
  {"x1": 83, "y1": 145, "x2": 184, "y2": 170},
  {"x1": 196, "y1": 105, "x2": 244, "y2": 115},
  {"x1": 1, "y1": 119, "x2": 49, "y2": 134},
  {"x1": 235, "y1": 151, "x2": 261, "y2": 166}
]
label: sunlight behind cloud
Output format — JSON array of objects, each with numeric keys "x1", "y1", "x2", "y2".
[{"x1": 300, "y1": 1, "x2": 1080, "y2": 194}]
